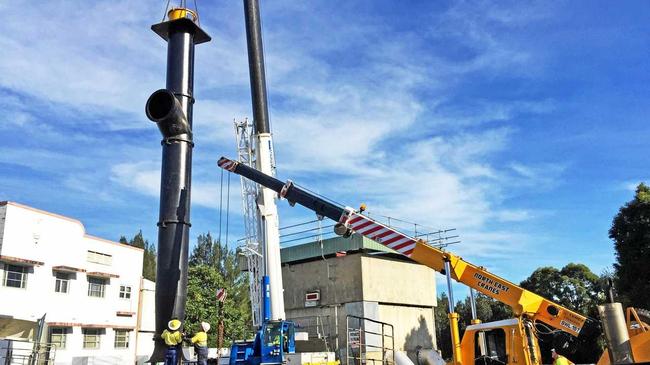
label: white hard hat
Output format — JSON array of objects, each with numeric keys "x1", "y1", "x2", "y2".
[{"x1": 201, "y1": 321, "x2": 211, "y2": 332}]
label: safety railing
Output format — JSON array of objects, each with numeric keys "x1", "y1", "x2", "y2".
[
  {"x1": 0, "y1": 339, "x2": 57, "y2": 365},
  {"x1": 346, "y1": 315, "x2": 394, "y2": 365},
  {"x1": 290, "y1": 315, "x2": 333, "y2": 351}
]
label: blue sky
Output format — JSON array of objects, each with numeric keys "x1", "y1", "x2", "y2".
[{"x1": 0, "y1": 1, "x2": 648, "y2": 295}]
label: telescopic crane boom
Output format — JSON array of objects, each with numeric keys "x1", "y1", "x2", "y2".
[{"x1": 218, "y1": 156, "x2": 587, "y2": 336}]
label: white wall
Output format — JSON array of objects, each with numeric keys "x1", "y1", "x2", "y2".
[
  {"x1": 0, "y1": 204, "x2": 6, "y2": 252},
  {"x1": 135, "y1": 279, "x2": 156, "y2": 364},
  {"x1": 0, "y1": 202, "x2": 149, "y2": 364}
]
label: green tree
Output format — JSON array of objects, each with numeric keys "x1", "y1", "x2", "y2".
[
  {"x1": 130, "y1": 231, "x2": 146, "y2": 249},
  {"x1": 141, "y1": 240, "x2": 157, "y2": 282},
  {"x1": 121, "y1": 230, "x2": 157, "y2": 281},
  {"x1": 434, "y1": 293, "x2": 452, "y2": 359},
  {"x1": 520, "y1": 266, "x2": 563, "y2": 302},
  {"x1": 189, "y1": 232, "x2": 215, "y2": 266},
  {"x1": 434, "y1": 291, "x2": 511, "y2": 360},
  {"x1": 520, "y1": 264, "x2": 605, "y2": 364},
  {"x1": 185, "y1": 234, "x2": 252, "y2": 347},
  {"x1": 610, "y1": 182, "x2": 650, "y2": 309},
  {"x1": 521, "y1": 264, "x2": 603, "y2": 314},
  {"x1": 455, "y1": 293, "x2": 512, "y2": 333}
]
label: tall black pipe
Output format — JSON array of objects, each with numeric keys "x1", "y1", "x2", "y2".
[
  {"x1": 243, "y1": 0, "x2": 271, "y2": 134},
  {"x1": 146, "y1": 14, "x2": 210, "y2": 362}
]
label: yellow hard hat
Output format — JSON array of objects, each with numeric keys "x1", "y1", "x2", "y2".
[{"x1": 168, "y1": 319, "x2": 182, "y2": 331}]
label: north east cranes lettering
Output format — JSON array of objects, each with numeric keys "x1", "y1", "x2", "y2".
[{"x1": 473, "y1": 272, "x2": 510, "y2": 295}]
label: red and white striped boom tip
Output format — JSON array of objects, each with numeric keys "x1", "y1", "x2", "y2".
[
  {"x1": 345, "y1": 212, "x2": 418, "y2": 257},
  {"x1": 217, "y1": 157, "x2": 237, "y2": 172}
]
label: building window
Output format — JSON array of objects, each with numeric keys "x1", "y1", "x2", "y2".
[
  {"x1": 83, "y1": 328, "x2": 101, "y2": 349},
  {"x1": 114, "y1": 329, "x2": 130, "y2": 348},
  {"x1": 87, "y1": 250, "x2": 112, "y2": 265},
  {"x1": 3, "y1": 264, "x2": 27, "y2": 288},
  {"x1": 50, "y1": 328, "x2": 69, "y2": 349},
  {"x1": 87, "y1": 277, "x2": 106, "y2": 298},
  {"x1": 55, "y1": 272, "x2": 70, "y2": 293},
  {"x1": 119, "y1": 285, "x2": 131, "y2": 299}
]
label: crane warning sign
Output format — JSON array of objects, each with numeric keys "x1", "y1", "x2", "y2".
[{"x1": 473, "y1": 272, "x2": 510, "y2": 295}]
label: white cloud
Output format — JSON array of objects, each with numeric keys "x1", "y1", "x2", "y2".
[
  {"x1": 494, "y1": 209, "x2": 532, "y2": 222},
  {"x1": 621, "y1": 180, "x2": 648, "y2": 192},
  {"x1": 0, "y1": 2, "x2": 163, "y2": 126},
  {"x1": 110, "y1": 162, "x2": 160, "y2": 197},
  {"x1": 109, "y1": 161, "x2": 235, "y2": 210},
  {"x1": 0, "y1": 0, "x2": 571, "y2": 270},
  {"x1": 508, "y1": 162, "x2": 567, "y2": 190}
]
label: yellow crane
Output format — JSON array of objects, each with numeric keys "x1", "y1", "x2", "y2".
[{"x1": 218, "y1": 156, "x2": 650, "y2": 365}]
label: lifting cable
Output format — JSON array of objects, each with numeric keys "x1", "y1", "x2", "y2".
[
  {"x1": 225, "y1": 171, "x2": 231, "y2": 246},
  {"x1": 317, "y1": 216, "x2": 332, "y2": 280},
  {"x1": 161, "y1": 0, "x2": 172, "y2": 22},
  {"x1": 218, "y1": 168, "x2": 224, "y2": 245},
  {"x1": 280, "y1": 224, "x2": 335, "y2": 238},
  {"x1": 279, "y1": 219, "x2": 322, "y2": 231},
  {"x1": 193, "y1": 0, "x2": 200, "y2": 26},
  {"x1": 218, "y1": 168, "x2": 232, "y2": 246},
  {"x1": 162, "y1": 0, "x2": 201, "y2": 25}
]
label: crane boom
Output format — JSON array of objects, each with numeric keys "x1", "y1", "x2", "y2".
[
  {"x1": 243, "y1": 0, "x2": 285, "y2": 321},
  {"x1": 218, "y1": 156, "x2": 587, "y2": 337}
]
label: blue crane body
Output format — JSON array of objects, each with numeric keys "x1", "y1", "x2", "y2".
[{"x1": 229, "y1": 276, "x2": 296, "y2": 365}]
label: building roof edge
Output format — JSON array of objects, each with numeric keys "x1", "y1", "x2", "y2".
[{"x1": 2, "y1": 201, "x2": 144, "y2": 252}]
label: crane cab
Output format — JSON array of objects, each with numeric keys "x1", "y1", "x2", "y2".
[
  {"x1": 230, "y1": 320, "x2": 296, "y2": 365},
  {"x1": 261, "y1": 320, "x2": 296, "y2": 361},
  {"x1": 460, "y1": 318, "x2": 542, "y2": 365}
]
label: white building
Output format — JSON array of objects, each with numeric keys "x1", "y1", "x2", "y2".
[{"x1": 0, "y1": 201, "x2": 155, "y2": 364}]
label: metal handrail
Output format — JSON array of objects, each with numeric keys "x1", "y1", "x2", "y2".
[
  {"x1": 0, "y1": 339, "x2": 57, "y2": 365},
  {"x1": 346, "y1": 315, "x2": 394, "y2": 365},
  {"x1": 289, "y1": 314, "x2": 333, "y2": 351}
]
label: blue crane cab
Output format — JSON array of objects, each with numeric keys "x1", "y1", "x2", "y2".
[{"x1": 229, "y1": 320, "x2": 296, "y2": 365}]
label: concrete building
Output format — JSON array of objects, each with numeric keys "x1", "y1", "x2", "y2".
[
  {"x1": 0, "y1": 201, "x2": 155, "y2": 364},
  {"x1": 281, "y1": 234, "x2": 437, "y2": 362}
]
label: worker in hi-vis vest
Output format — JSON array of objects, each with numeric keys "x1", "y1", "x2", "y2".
[
  {"x1": 551, "y1": 348, "x2": 574, "y2": 365},
  {"x1": 161, "y1": 318, "x2": 183, "y2": 365},
  {"x1": 191, "y1": 321, "x2": 210, "y2": 365}
]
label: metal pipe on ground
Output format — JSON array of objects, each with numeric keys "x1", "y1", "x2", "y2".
[
  {"x1": 146, "y1": 11, "x2": 211, "y2": 363},
  {"x1": 416, "y1": 349, "x2": 446, "y2": 365},
  {"x1": 598, "y1": 303, "x2": 635, "y2": 364},
  {"x1": 395, "y1": 351, "x2": 416, "y2": 365}
]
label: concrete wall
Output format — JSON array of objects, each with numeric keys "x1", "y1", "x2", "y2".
[
  {"x1": 360, "y1": 256, "x2": 436, "y2": 307},
  {"x1": 377, "y1": 304, "x2": 435, "y2": 353},
  {"x1": 282, "y1": 252, "x2": 437, "y2": 361},
  {"x1": 0, "y1": 202, "x2": 151, "y2": 365},
  {"x1": 283, "y1": 254, "x2": 363, "y2": 309}
]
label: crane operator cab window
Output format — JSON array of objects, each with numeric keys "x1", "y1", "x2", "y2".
[
  {"x1": 264, "y1": 322, "x2": 283, "y2": 349},
  {"x1": 284, "y1": 323, "x2": 294, "y2": 352},
  {"x1": 474, "y1": 328, "x2": 507, "y2": 365}
]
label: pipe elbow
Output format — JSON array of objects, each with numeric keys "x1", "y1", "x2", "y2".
[{"x1": 146, "y1": 89, "x2": 191, "y2": 138}]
